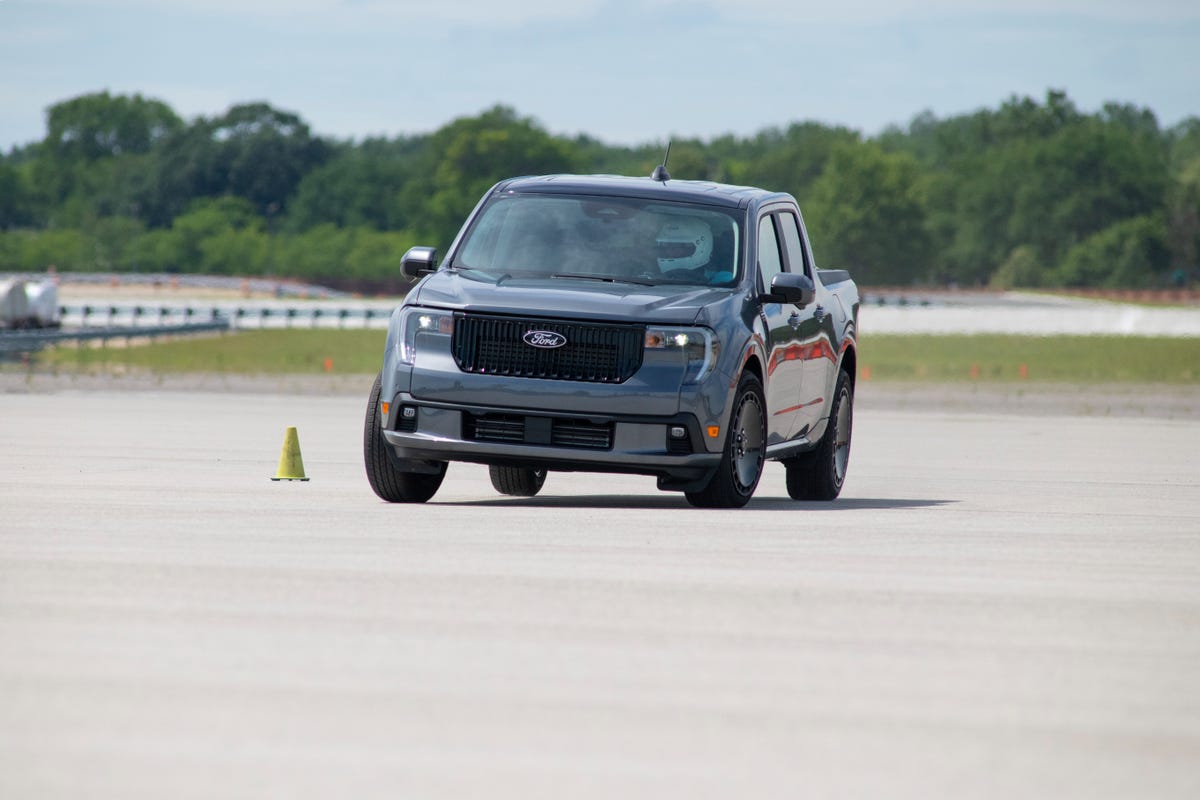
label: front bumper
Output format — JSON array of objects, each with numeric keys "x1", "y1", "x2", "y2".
[{"x1": 380, "y1": 393, "x2": 722, "y2": 490}]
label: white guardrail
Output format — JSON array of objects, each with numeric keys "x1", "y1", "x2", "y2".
[
  {"x1": 0, "y1": 320, "x2": 232, "y2": 355},
  {"x1": 860, "y1": 292, "x2": 1200, "y2": 337},
  {"x1": 56, "y1": 301, "x2": 398, "y2": 330},
  {"x1": 2, "y1": 300, "x2": 399, "y2": 356}
]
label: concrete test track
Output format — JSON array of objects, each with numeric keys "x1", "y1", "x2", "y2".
[{"x1": 1, "y1": 386, "x2": 1198, "y2": 799}]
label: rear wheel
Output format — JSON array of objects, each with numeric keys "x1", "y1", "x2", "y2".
[
  {"x1": 784, "y1": 368, "x2": 853, "y2": 501},
  {"x1": 685, "y1": 373, "x2": 766, "y2": 509},
  {"x1": 489, "y1": 465, "x2": 547, "y2": 497},
  {"x1": 363, "y1": 373, "x2": 446, "y2": 503}
]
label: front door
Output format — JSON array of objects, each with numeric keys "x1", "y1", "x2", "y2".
[
  {"x1": 776, "y1": 211, "x2": 835, "y2": 438},
  {"x1": 757, "y1": 214, "x2": 805, "y2": 445}
]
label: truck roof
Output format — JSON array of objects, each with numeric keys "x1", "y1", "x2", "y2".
[{"x1": 493, "y1": 174, "x2": 788, "y2": 210}]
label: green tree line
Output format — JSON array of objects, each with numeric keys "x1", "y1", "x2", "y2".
[{"x1": 1, "y1": 89, "x2": 1197, "y2": 290}]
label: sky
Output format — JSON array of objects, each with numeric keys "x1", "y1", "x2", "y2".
[{"x1": 1, "y1": 0, "x2": 1198, "y2": 152}]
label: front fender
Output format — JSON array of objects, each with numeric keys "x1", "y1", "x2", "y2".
[{"x1": 379, "y1": 307, "x2": 411, "y2": 427}]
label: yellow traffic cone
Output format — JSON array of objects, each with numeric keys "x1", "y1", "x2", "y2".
[{"x1": 271, "y1": 426, "x2": 310, "y2": 481}]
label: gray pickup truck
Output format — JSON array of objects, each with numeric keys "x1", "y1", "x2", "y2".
[{"x1": 364, "y1": 173, "x2": 859, "y2": 508}]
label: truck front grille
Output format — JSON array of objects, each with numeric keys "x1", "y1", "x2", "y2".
[{"x1": 452, "y1": 314, "x2": 643, "y2": 383}]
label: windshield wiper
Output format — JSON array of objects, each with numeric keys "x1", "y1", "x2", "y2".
[{"x1": 550, "y1": 272, "x2": 654, "y2": 286}]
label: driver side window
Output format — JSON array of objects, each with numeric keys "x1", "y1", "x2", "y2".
[
  {"x1": 778, "y1": 212, "x2": 811, "y2": 279},
  {"x1": 757, "y1": 215, "x2": 784, "y2": 294}
]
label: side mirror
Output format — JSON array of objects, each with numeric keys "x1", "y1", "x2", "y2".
[
  {"x1": 401, "y1": 246, "x2": 439, "y2": 280},
  {"x1": 762, "y1": 272, "x2": 814, "y2": 307}
]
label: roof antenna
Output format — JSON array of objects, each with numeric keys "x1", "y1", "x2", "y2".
[{"x1": 650, "y1": 141, "x2": 672, "y2": 182}]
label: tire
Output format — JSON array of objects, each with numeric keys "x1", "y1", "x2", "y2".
[
  {"x1": 685, "y1": 372, "x2": 766, "y2": 509},
  {"x1": 363, "y1": 373, "x2": 446, "y2": 503},
  {"x1": 489, "y1": 465, "x2": 547, "y2": 497},
  {"x1": 784, "y1": 368, "x2": 853, "y2": 501}
]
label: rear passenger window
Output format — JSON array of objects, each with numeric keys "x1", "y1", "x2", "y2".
[
  {"x1": 778, "y1": 213, "x2": 810, "y2": 278},
  {"x1": 757, "y1": 216, "x2": 783, "y2": 293}
]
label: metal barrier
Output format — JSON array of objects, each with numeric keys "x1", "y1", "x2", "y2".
[
  {"x1": 59, "y1": 303, "x2": 391, "y2": 329},
  {"x1": 0, "y1": 320, "x2": 231, "y2": 355},
  {"x1": 1, "y1": 272, "x2": 353, "y2": 300},
  {"x1": 4, "y1": 302, "x2": 395, "y2": 357}
]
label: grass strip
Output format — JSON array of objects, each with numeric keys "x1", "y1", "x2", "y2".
[
  {"x1": 859, "y1": 334, "x2": 1199, "y2": 383},
  {"x1": 38, "y1": 329, "x2": 387, "y2": 374}
]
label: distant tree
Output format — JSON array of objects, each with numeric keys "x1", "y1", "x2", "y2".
[
  {"x1": 573, "y1": 134, "x2": 661, "y2": 176},
  {"x1": 1053, "y1": 214, "x2": 1170, "y2": 288},
  {"x1": 287, "y1": 136, "x2": 424, "y2": 232},
  {"x1": 44, "y1": 91, "x2": 182, "y2": 161},
  {"x1": 399, "y1": 106, "x2": 580, "y2": 247},
  {"x1": 1169, "y1": 116, "x2": 1200, "y2": 158},
  {"x1": 0, "y1": 161, "x2": 35, "y2": 228},
  {"x1": 1166, "y1": 162, "x2": 1200, "y2": 282},
  {"x1": 278, "y1": 224, "x2": 352, "y2": 281},
  {"x1": 140, "y1": 102, "x2": 331, "y2": 226},
  {"x1": 342, "y1": 228, "x2": 420, "y2": 283},
  {"x1": 3, "y1": 88, "x2": 1190, "y2": 288},
  {"x1": 1166, "y1": 118, "x2": 1200, "y2": 282},
  {"x1": 27, "y1": 92, "x2": 183, "y2": 224},
  {"x1": 87, "y1": 216, "x2": 146, "y2": 272},
  {"x1": 1009, "y1": 113, "x2": 1167, "y2": 264},
  {"x1": 989, "y1": 244, "x2": 1044, "y2": 289},
  {"x1": 802, "y1": 142, "x2": 931, "y2": 284},
  {"x1": 658, "y1": 139, "x2": 723, "y2": 182},
  {"x1": 209, "y1": 103, "x2": 331, "y2": 217},
  {"x1": 734, "y1": 122, "x2": 860, "y2": 198},
  {"x1": 124, "y1": 228, "x2": 183, "y2": 273},
  {"x1": 0, "y1": 227, "x2": 95, "y2": 272},
  {"x1": 169, "y1": 197, "x2": 265, "y2": 274},
  {"x1": 135, "y1": 123, "x2": 219, "y2": 227},
  {"x1": 908, "y1": 91, "x2": 1168, "y2": 285}
]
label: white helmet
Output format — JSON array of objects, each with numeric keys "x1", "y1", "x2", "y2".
[{"x1": 656, "y1": 217, "x2": 712, "y2": 272}]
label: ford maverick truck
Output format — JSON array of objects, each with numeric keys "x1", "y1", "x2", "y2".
[{"x1": 364, "y1": 173, "x2": 859, "y2": 508}]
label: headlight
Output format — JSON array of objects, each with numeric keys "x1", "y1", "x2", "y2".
[
  {"x1": 397, "y1": 307, "x2": 455, "y2": 365},
  {"x1": 644, "y1": 326, "x2": 719, "y2": 384}
]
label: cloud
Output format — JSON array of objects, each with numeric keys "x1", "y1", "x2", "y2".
[
  {"x1": 35, "y1": 0, "x2": 1200, "y2": 37},
  {"x1": 50, "y1": 0, "x2": 607, "y2": 26},
  {"x1": 2, "y1": 0, "x2": 1196, "y2": 153},
  {"x1": 724, "y1": 0, "x2": 1200, "y2": 24}
]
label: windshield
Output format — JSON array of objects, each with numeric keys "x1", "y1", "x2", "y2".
[{"x1": 454, "y1": 193, "x2": 742, "y2": 287}]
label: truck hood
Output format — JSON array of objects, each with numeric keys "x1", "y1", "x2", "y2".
[{"x1": 408, "y1": 270, "x2": 736, "y2": 325}]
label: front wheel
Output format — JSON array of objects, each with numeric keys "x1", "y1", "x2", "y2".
[
  {"x1": 363, "y1": 373, "x2": 446, "y2": 503},
  {"x1": 686, "y1": 372, "x2": 766, "y2": 509},
  {"x1": 489, "y1": 466, "x2": 547, "y2": 497},
  {"x1": 784, "y1": 368, "x2": 853, "y2": 501}
]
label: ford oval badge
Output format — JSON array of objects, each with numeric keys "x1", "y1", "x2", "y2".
[{"x1": 523, "y1": 330, "x2": 567, "y2": 349}]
